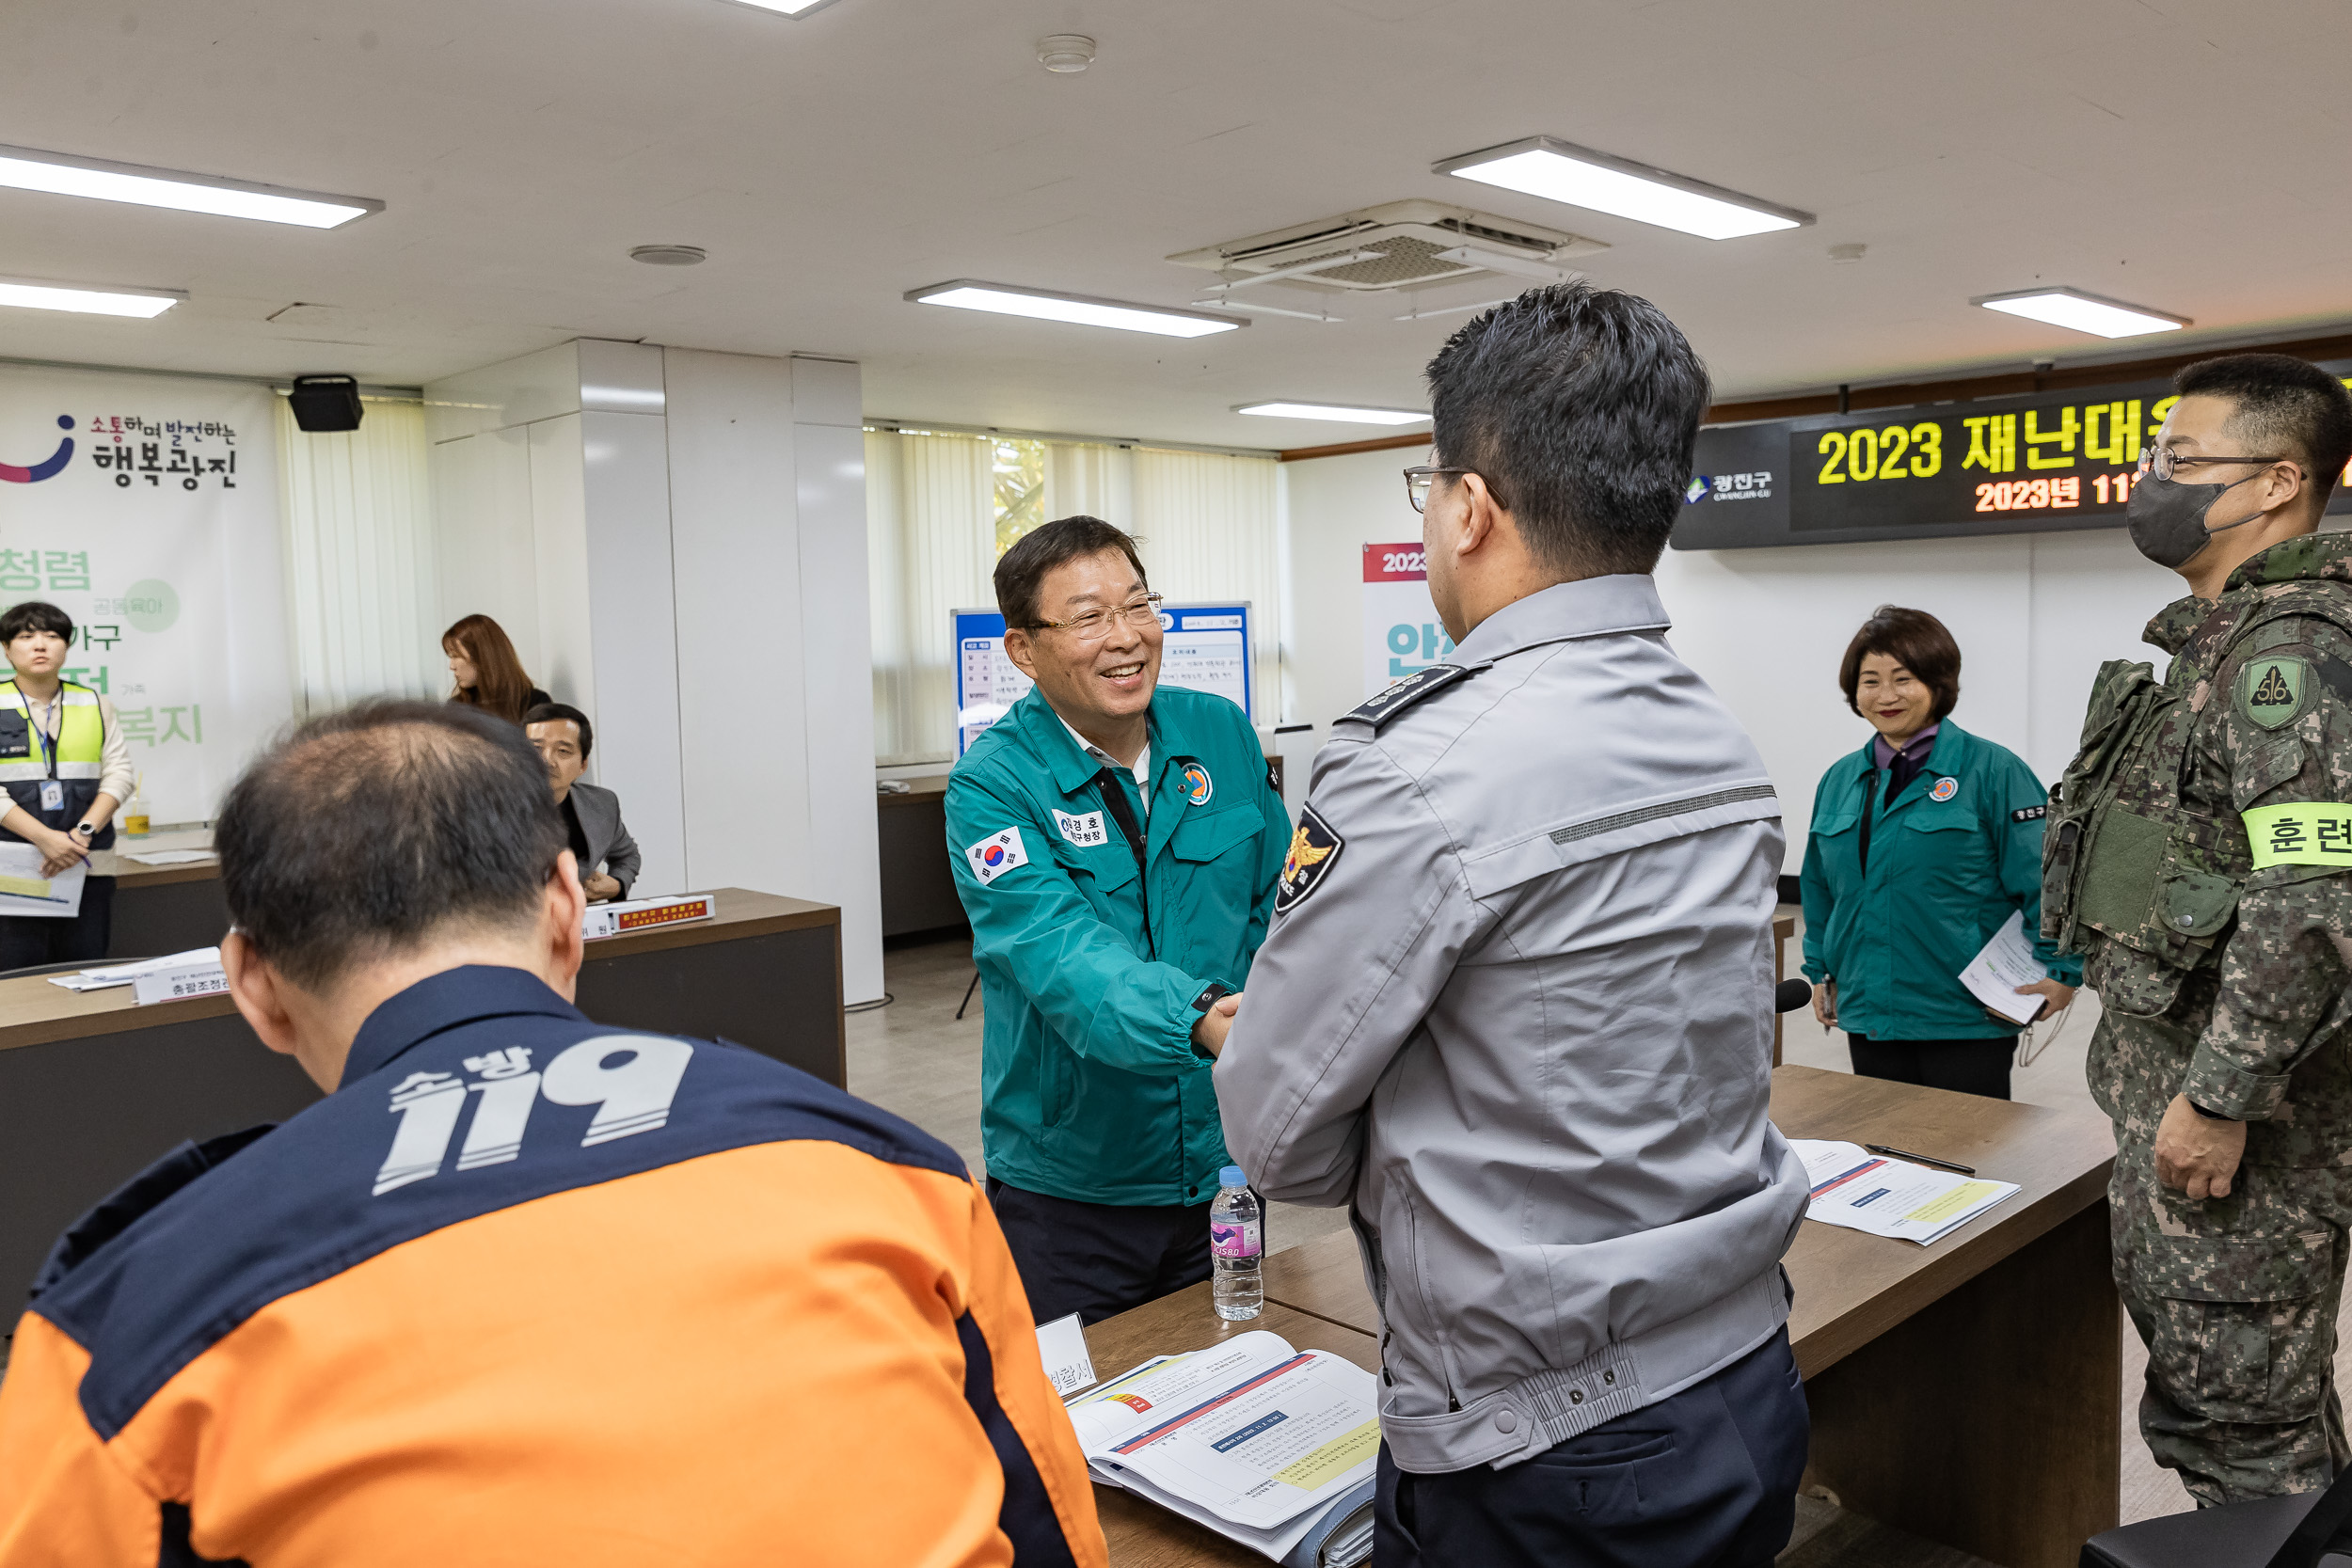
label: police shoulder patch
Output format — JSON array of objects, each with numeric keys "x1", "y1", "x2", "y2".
[
  {"x1": 1340, "y1": 663, "x2": 1478, "y2": 729},
  {"x1": 1274, "y1": 804, "x2": 1343, "y2": 914},
  {"x1": 2236, "y1": 654, "x2": 2312, "y2": 731}
]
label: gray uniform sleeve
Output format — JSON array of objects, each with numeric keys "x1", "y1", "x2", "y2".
[
  {"x1": 1214, "y1": 735, "x2": 1495, "y2": 1206},
  {"x1": 604, "y1": 807, "x2": 642, "y2": 899}
]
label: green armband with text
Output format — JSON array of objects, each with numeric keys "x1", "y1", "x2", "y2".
[{"x1": 2245, "y1": 803, "x2": 2352, "y2": 868}]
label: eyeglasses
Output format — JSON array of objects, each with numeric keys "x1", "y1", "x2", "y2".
[
  {"x1": 1030, "y1": 594, "x2": 1165, "y2": 641},
  {"x1": 1403, "y1": 466, "x2": 1481, "y2": 514},
  {"x1": 2137, "y1": 446, "x2": 2293, "y2": 483}
]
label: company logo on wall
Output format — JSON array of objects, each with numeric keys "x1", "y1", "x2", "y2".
[{"x1": 0, "y1": 417, "x2": 75, "y2": 483}]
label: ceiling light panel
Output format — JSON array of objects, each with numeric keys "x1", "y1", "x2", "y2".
[
  {"x1": 1236, "y1": 403, "x2": 1427, "y2": 426},
  {"x1": 0, "y1": 144, "x2": 380, "y2": 229},
  {"x1": 1436, "y1": 137, "x2": 1811, "y2": 241},
  {"x1": 717, "y1": 0, "x2": 848, "y2": 15},
  {"x1": 1971, "y1": 287, "x2": 2189, "y2": 339},
  {"x1": 908, "y1": 281, "x2": 1246, "y2": 339},
  {"x1": 0, "y1": 277, "x2": 181, "y2": 318}
]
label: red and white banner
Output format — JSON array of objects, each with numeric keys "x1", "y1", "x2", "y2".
[{"x1": 1361, "y1": 543, "x2": 1455, "y2": 698}]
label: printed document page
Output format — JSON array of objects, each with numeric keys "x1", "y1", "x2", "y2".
[
  {"x1": 1958, "y1": 910, "x2": 2045, "y2": 1025},
  {"x1": 0, "y1": 842, "x2": 85, "y2": 919},
  {"x1": 1791, "y1": 1138, "x2": 2021, "y2": 1246},
  {"x1": 1068, "y1": 1331, "x2": 1379, "y2": 1560}
]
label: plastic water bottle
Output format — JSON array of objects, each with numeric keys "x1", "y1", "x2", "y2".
[{"x1": 1211, "y1": 1165, "x2": 1263, "y2": 1321}]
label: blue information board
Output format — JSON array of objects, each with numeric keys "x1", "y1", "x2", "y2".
[{"x1": 951, "y1": 602, "x2": 1254, "y2": 756}]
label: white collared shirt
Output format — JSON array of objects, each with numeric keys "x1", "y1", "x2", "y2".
[{"x1": 1059, "y1": 717, "x2": 1151, "y2": 819}]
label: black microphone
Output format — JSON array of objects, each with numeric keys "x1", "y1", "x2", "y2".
[{"x1": 1773, "y1": 978, "x2": 1814, "y2": 1015}]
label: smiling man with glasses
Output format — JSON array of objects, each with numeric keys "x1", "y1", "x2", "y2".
[
  {"x1": 945, "y1": 514, "x2": 1290, "y2": 1325},
  {"x1": 2042, "y1": 353, "x2": 2352, "y2": 1509}
]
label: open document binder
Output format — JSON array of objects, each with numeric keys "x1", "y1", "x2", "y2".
[{"x1": 1066, "y1": 1330, "x2": 1377, "y2": 1567}]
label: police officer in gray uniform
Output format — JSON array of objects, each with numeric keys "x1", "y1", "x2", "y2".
[{"x1": 1213, "y1": 283, "x2": 1811, "y2": 1568}]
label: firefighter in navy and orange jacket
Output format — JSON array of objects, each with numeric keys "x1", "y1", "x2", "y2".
[{"x1": 0, "y1": 699, "x2": 1105, "y2": 1568}]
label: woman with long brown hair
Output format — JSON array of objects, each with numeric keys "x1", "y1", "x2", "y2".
[{"x1": 442, "y1": 614, "x2": 550, "y2": 726}]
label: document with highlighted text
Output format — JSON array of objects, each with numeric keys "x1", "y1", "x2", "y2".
[
  {"x1": 1791, "y1": 1138, "x2": 2020, "y2": 1246},
  {"x1": 1065, "y1": 1330, "x2": 1376, "y2": 1566}
]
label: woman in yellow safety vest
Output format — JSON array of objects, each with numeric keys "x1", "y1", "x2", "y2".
[{"x1": 0, "y1": 601, "x2": 135, "y2": 971}]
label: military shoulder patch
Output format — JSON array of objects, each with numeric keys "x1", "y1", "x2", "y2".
[
  {"x1": 1274, "y1": 804, "x2": 1344, "y2": 914},
  {"x1": 2011, "y1": 804, "x2": 2046, "y2": 823},
  {"x1": 1339, "y1": 663, "x2": 1478, "y2": 729},
  {"x1": 2236, "y1": 654, "x2": 2312, "y2": 731}
]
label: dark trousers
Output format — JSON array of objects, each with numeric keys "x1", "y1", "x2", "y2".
[
  {"x1": 1375, "y1": 1329, "x2": 1808, "y2": 1568},
  {"x1": 1846, "y1": 1032, "x2": 2016, "y2": 1100},
  {"x1": 0, "y1": 874, "x2": 114, "y2": 973},
  {"x1": 985, "y1": 1176, "x2": 1213, "y2": 1326}
]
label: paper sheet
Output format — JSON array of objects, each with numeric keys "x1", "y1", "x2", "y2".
[
  {"x1": 1790, "y1": 1138, "x2": 2021, "y2": 1246},
  {"x1": 1036, "y1": 1311, "x2": 1098, "y2": 1398},
  {"x1": 0, "y1": 843, "x2": 85, "y2": 919},
  {"x1": 122, "y1": 848, "x2": 216, "y2": 866},
  {"x1": 1958, "y1": 910, "x2": 2046, "y2": 1025}
]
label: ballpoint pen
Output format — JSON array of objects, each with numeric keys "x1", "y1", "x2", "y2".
[{"x1": 1864, "y1": 1142, "x2": 1977, "y2": 1176}]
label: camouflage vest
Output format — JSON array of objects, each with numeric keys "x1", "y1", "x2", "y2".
[{"x1": 2042, "y1": 536, "x2": 2352, "y2": 1014}]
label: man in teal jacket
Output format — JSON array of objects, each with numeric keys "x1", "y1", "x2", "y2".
[{"x1": 946, "y1": 515, "x2": 1289, "y2": 1323}]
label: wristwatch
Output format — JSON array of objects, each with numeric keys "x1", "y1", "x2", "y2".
[
  {"x1": 70, "y1": 822, "x2": 94, "y2": 839},
  {"x1": 1188, "y1": 983, "x2": 1234, "y2": 1059}
]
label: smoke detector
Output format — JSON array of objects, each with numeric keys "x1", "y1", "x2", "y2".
[
  {"x1": 1169, "y1": 200, "x2": 1606, "y2": 297},
  {"x1": 1037, "y1": 35, "x2": 1095, "y2": 72}
]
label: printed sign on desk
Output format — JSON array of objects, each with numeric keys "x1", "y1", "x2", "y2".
[{"x1": 1362, "y1": 544, "x2": 1454, "y2": 698}]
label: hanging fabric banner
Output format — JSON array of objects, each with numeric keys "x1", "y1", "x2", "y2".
[
  {"x1": 1362, "y1": 542, "x2": 1454, "y2": 698},
  {"x1": 0, "y1": 367, "x2": 291, "y2": 824}
]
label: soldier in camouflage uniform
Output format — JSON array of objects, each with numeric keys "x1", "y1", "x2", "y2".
[{"x1": 2044, "y1": 354, "x2": 2352, "y2": 1506}]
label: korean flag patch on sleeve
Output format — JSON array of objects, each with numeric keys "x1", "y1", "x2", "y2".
[{"x1": 965, "y1": 828, "x2": 1030, "y2": 886}]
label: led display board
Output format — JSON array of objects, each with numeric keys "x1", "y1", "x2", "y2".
[{"x1": 1672, "y1": 358, "x2": 2352, "y2": 549}]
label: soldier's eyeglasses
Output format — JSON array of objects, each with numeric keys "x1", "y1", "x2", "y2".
[
  {"x1": 1031, "y1": 594, "x2": 1165, "y2": 641},
  {"x1": 2136, "y1": 447, "x2": 2293, "y2": 483}
]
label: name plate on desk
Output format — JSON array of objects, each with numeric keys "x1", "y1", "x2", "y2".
[
  {"x1": 582, "y1": 894, "x2": 717, "y2": 942},
  {"x1": 133, "y1": 964, "x2": 230, "y2": 1006}
]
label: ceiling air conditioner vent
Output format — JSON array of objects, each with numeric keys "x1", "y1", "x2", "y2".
[{"x1": 1169, "y1": 200, "x2": 1607, "y2": 294}]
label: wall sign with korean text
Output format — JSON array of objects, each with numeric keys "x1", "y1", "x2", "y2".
[
  {"x1": 0, "y1": 366, "x2": 291, "y2": 820},
  {"x1": 1672, "y1": 358, "x2": 2352, "y2": 550}
]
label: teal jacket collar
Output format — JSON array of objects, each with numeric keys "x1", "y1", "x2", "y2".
[
  {"x1": 1835, "y1": 720, "x2": 1975, "y2": 796},
  {"x1": 1011, "y1": 684, "x2": 1206, "y2": 808}
]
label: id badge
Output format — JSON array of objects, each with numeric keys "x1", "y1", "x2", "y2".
[{"x1": 38, "y1": 781, "x2": 63, "y2": 812}]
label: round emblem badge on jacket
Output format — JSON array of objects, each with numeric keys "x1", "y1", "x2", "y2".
[
  {"x1": 1182, "y1": 762, "x2": 1213, "y2": 805},
  {"x1": 1930, "y1": 776, "x2": 1958, "y2": 802}
]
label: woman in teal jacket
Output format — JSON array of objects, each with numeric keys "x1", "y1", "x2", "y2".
[{"x1": 1801, "y1": 606, "x2": 2079, "y2": 1099}]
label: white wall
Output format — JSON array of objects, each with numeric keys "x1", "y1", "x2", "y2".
[
  {"x1": 1279, "y1": 445, "x2": 2188, "y2": 872},
  {"x1": 423, "y1": 341, "x2": 884, "y2": 1003}
]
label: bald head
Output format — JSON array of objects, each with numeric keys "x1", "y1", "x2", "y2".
[{"x1": 215, "y1": 701, "x2": 566, "y2": 990}]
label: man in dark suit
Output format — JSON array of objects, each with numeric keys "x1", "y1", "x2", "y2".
[{"x1": 524, "y1": 704, "x2": 642, "y2": 903}]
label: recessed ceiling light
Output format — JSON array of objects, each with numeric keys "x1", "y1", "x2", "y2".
[
  {"x1": 1436, "y1": 136, "x2": 1811, "y2": 241},
  {"x1": 1971, "y1": 286, "x2": 2188, "y2": 339},
  {"x1": 717, "y1": 0, "x2": 846, "y2": 13},
  {"x1": 0, "y1": 143, "x2": 379, "y2": 229},
  {"x1": 630, "y1": 245, "x2": 707, "y2": 266},
  {"x1": 1037, "y1": 34, "x2": 1096, "y2": 72},
  {"x1": 1235, "y1": 402, "x2": 1428, "y2": 426},
  {"x1": 907, "y1": 280, "x2": 1245, "y2": 339},
  {"x1": 0, "y1": 276, "x2": 181, "y2": 318}
]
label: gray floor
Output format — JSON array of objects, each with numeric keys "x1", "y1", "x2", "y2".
[{"x1": 850, "y1": 927, "x2": 2248, "y2": 1564}]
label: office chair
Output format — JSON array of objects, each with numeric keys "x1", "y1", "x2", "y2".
[{"x1": 2081, "y1": 1466, "x2": 2352, "y2": 1568}]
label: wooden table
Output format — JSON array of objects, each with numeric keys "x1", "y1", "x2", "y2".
[
  {"x1": 1081, "y1": 1280, "x2": 1381, "y2": 1567},
  {"x1": 89, "y1": 826, "x2": 232, "y2": 960},
  {"x1": 1254, "y1": 1065, "x2": 2119, "y2": 1568},
  {"x1": 877, "y1": 774, "x2": 965, "y2": 938},
  {"x1": 1773, "y1": 909, "x2": 1796, "y2": 1065},
  {"x1": 0, "y1": 889, "x2": 842, "y2": 1302}
]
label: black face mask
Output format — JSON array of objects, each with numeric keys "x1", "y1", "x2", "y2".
[{"x1": 2126, "y1": 470, "x2": 2267, "y2": 569}]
